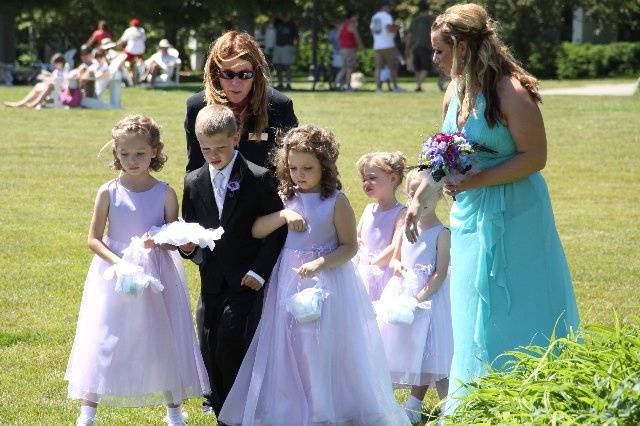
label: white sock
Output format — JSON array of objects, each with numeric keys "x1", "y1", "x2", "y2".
[
  {"x1": 405, "y1": 395, "x2": 422, "y2": 411},
  {"x1": 79, "y1": 405, "x2": 96, "y2": 419},
  {"x1": 166, "y1": 406, "x2": 183, "y2": 421}
]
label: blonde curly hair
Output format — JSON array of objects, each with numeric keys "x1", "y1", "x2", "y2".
[
  {"x1": 109, "y1": 115, "x2": 166, "y2": 172},
  {"x1": 432, "y1": 3, "x2": 541, "y2": 128},
  {"x1": 356, "y1": 151, "x2": 407, "y2": 189},
  {"x1": 272, "y1": 125, "x2": 342, "y2": 200}
]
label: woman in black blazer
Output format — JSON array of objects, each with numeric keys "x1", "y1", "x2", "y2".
[{"x1": 185, "y1": 31, "x2": 298, "y2": 172}]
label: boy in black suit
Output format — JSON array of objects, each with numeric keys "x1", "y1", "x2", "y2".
[{"x1": 180, "y1": 104, "x2": 286, "y2": 416}]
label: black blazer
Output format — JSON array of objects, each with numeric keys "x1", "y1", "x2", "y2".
[
  {"x1": 185, "y1": 87, "x2": 298, "y2": 172},
  {"x1": 181, "y1": 153, "x2": 287, "y2": 294}
]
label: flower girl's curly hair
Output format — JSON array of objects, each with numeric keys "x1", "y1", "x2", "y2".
[
  {"x1": 109, "y1": 115, "x2": 167, "y2": 172},
  {"x1": 273, "y1": 125, "x2": 342, "y2": 200}
]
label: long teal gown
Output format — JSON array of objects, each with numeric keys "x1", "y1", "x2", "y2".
[{"x1": 442, "y1": 92, "x2": 580, "y2": 411}]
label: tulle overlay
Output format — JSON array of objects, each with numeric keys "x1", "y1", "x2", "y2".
[{"x1": 220, "y1": 191, "x2": 409, "y2": 426}]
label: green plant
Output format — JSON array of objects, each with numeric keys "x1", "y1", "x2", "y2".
[
  {"x1": 557, "y1": 42, "x2": 640, "y2": 79},
  {"x1": 445, "y1": 318, "x2": 640, "y2": 425}
]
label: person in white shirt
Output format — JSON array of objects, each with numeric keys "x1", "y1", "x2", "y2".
[
  {"x1": 87, "y1": 48, "x2": 111, "y2": 98},
  {"x1": 118, "y1": 18, "x2": 146, "y2": 83},
  {"x1": 3, "y1": 53, "x2": 67, "y2": 108},
  {"x1": 370, "y1": 0, "x2": 403, "y2": 92},
  {"x1": 118, "y1": 18, "x2": 146, "y2": 61},
  {"x1": 143, "y1": 39, "x2": 179, "y2": 84}
]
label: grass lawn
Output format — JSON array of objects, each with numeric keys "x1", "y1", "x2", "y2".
[{"x1": 0, "y1": 78, "x2": 638, "y2": 424}]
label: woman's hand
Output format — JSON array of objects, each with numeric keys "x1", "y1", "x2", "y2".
[
  {"x1": 283, "y1": 209, "x2": 307, "y2": 232},
  {"x1": 297, "y1": 258, "x2": 323, "y2": 278},
  {"x1": 443, "y1": 170, "x2": 479, "y2": 198}
]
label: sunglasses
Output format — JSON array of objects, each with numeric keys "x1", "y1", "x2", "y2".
[{"x1": 219, "y1": 69, "x2": 255, "y2": 80}]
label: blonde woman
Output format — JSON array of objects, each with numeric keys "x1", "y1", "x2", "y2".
[{"x1": 404, "y1": 3, "x2": 579, "y2": 413}]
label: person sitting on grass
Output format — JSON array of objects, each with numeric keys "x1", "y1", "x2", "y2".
[{"x1": 4, "y1": 53, "x2": 67, "y2": 108}]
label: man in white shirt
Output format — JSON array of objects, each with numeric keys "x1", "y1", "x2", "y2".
[
  {"x1": 143, "y1": 39, "x2": 179, "y2": 84},
  {"x1": 118, "y1": 18, "x2": 146, "y2": 69},
  {"x1": 370, "y1": 0, "x2": 403, "y2": 92}
]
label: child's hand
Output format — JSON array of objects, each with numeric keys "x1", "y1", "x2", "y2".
[
  {"x1": 142, "y1": 233, "x2": 157, "y2": 249},
  {"x1": 416, "y1": 286, "x2": 432, "y2": 302},
  {"x1": 296, "y1": 259, "x2": 323, "y2": 278},
  {"x1": 241, "y1": 274, "x2": 263, "y2": 291},
  {"x1": 283, "y1": 209, "x2": 307, "y2": 232},
  {"x1": 179, "y1": 242, "x2": 197, "y2": 254},
  {"x1": 389, "y1": 258, "x2": 407, "y2": 277}
]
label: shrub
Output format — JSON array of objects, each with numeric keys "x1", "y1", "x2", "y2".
[
  {"x1": 444, "y1": 318, "x2": 640, "y2": 425},
  {"x1": 556, "y1": 42, "x2": 640, "y2": 79},
  {"x1": 527, "y1": 42, "x2": 560, "y2": 79}
]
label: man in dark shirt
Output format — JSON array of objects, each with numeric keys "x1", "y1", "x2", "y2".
[
  {"x1": 272, "y1": 13, "x2": 299, "y2": 90},
  {"x1": 405, "y1": 0, "x2": 434, "y2": 92}
]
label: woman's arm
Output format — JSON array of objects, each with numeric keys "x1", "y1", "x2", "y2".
[
  {"x1": 297, "y1": 193, "x2": 358, "y2": 277},
  {"x1": 416, "y1": 229, "x2": 451, "y2": 302},
  {"x1": 252, "y1": 208, "x2": 306, "y2": 239},
  {"x1": 445, "y1": 77, "x2": 547, "y2": 193},
  {"x1": 87, "y1": 185, "x2": 120, "y2": 265}
]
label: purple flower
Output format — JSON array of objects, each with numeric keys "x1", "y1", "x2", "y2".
[{"x1": 227, "y1": 179, "x2": 240, "y2": 192}]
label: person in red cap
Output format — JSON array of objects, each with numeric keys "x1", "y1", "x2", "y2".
[{"x1": 117, "y1": 18, "x2": 146, "y2": 83}]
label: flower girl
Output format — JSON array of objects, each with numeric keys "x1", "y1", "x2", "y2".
[
  {"x1": 65, "y1": 115, "x2": 209, "y2": 426},
  {"x1": 219, "y1": 125, "x2": 409, "y2": 425},
  {"x1": 355, "y1": 151, "x2": 407, "y2": 301},
  {"x1": 377, "y1": 169, "x2": 453, "y2": 423}
]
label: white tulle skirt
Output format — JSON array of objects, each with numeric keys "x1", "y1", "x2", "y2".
[
  {"x1": 65, "y1": 236, "x2": 210, "y2": 407},
  {"x1": 378, "y1": 275, "x2": 453, "y2": 387},
  {"x1": 219, "y1": 247, "x2": 410, "y2": 426}
]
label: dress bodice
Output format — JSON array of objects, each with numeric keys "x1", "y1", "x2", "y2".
[
  {"x1": 283, "y1": 190, "x2": 340, "y2": 252},
  {"x1": 359, "y1": 202, "x2": 404, "y2": 257},
  {"x1": 442, "y1": 92, "x2": 516, "y2": 170},
  {"x1": 400, "y1": 224, "x2": 444, "y2": 274},
  {"x1": 106, "y1": 179, "x2": 167, "y2": 244}
]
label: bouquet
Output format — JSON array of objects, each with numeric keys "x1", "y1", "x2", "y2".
[{"x1": 418, "y1": 132, "x2": 496, "y2": 183}]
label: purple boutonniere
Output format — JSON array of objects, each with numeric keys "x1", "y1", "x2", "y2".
[{"x1": 226, "y1": 178, "x2": 240, "y2": 198}]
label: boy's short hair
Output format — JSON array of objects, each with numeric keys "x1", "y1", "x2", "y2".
[{"x1": 195, "y1": 104, "x2": 238, "y2": 139}]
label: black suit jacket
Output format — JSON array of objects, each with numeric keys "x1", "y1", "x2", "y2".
[
  {"x1": 182, "y1": 153, "x2": 287, "y2": 294},
  {"x1": 185, "y1": 87, "x2": 298, "y2": 172}
]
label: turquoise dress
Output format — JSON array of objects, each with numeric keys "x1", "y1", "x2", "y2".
[{"x1": 442, "y1": 92, "x2": 579, "y2": 409}]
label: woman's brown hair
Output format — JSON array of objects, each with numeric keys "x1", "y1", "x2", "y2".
[
  {"x1": 273, "y1": 125, "x2": 342, "y2": 200},
  {"x1": 432, "y1": 3, "x2": 541, "y2": 128},
  {"x1": 203, "y1": 31, "x2": 269, "y2": 138}
]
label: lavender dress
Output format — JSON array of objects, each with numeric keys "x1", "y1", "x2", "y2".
[
  {"x1": 220, "y1": 190, "x2": 409, "y2": 426},
  {"x1": 378, "y1": 224, "x2": 453, "y2": 387},
  {"x1": 356, "y1": 202, "x2": 405, "y2": 301},
  {"x1": 65, "y1": 179, "x2": 209, "y2": 406}
]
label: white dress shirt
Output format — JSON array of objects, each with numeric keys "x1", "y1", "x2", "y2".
[{"x1": 208, "y1": 151, "x2": 265, "y2": 286}]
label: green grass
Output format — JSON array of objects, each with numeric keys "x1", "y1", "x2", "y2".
[{"x1": 1, "y1": 79, "x2": 639, "y2": 424}]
